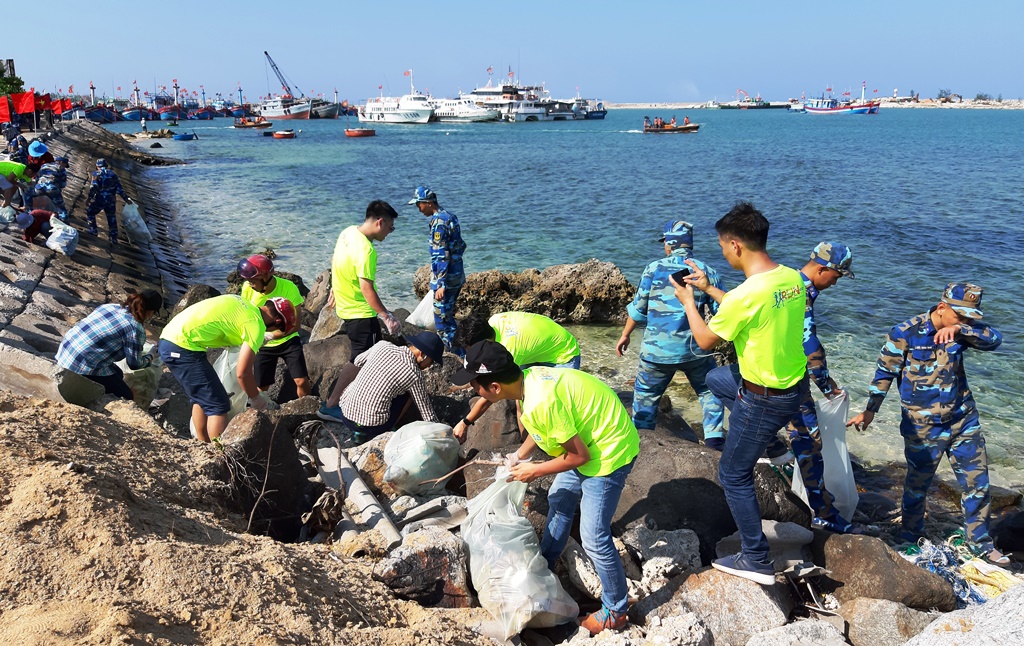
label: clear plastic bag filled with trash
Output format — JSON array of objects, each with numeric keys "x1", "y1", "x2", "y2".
[
  {"x1": 383, "y1": 421, "x2": 460, "y2": 495},
  {"x1": 461, "y1": 471, "x2": 579, "y2": 638},
  {"x1": 406, "y1": 292, "x2": 436, "y2": 330}
]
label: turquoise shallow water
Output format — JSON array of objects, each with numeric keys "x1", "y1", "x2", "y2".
[{"x1": 105, "y1": 109, "x2": 1024, "y2": 487}]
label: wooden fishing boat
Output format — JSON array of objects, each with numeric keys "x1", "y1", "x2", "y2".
[
  {"x1": 233, "y1": 117, "x2": 272, "y2": 129},
  {"x1": 345, "y1": 128, "x2": 376, "y2": 137},
  {"x1": 272, "y1": 129, "x2": 296, "y2": 139},
  {"x1": 643, "y1": 123, "x2": 699, "y2": 134}
]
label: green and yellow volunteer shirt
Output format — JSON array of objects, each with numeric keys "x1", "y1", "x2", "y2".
[
  {"x1": 331, "y1": 226, "x2": 377, "y2": 320},
  {"x1": 0, "y1": 161, "x2": 30, "y2": 182},
  {"x1": 707, "y1": 265, "x2": 806, "y2": 389},
  {"x1": 241, "y1": 277, "x2": 304, "y2": 348},
  {"x1": 490, "y1": 312, "x2": 580, "y2": 366},
  {"x1": 520, "y1": 367, "x2": 639, "y2": 477},
  {"x1": 160, "y1": 295, "x2": 266, "y2": 354}
]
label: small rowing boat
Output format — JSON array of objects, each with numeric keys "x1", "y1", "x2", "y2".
[
  {"x1": 345, "y1": 128, "x2": 376, "y2": 138},
  {"x1": 172, "y1": 133, "x2": 197, "y2": 141},
  {"x1": 272, "y1": 129, "x2": 296, "y2": 139}
]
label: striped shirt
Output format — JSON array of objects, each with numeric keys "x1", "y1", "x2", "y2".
[
  {"x1": 56, "y1": 304, "x2": 150, "y2": 376},
  {"x1": 341, "y1": 341, "x2": 437, "y2": 426}
]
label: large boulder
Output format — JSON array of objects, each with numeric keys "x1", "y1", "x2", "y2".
[
  {"x1": 0, "y1": 342, "x2": 104, "y2": 407},
  {"x1": 373, "y1": 526, "x2": 473, "y2": 608},
  {"x1": 745, "y1": 619, "x2": 848, "y2": 646},
  {"x1": 220, "y1": 409, "x2": 313, "y2": 540},
  {"x1": 414, "y1": 259, "x2": 636, "y2": 324},
  {"x1": 839, "y1": 597, "x2": 936, "y2": 646},
  {"x1": 630, "y1": 567, "x2": 794, "y2": 646},
  {"x1": 813, "y1": 534, "x2": 958, "y2": 612},
  {"x1": 169, "y1": 284, "x2": 220, "y2": 319},
  {"x1": 303, "y1": 269, "x2": 332, "y2": 320},
  {"x1": 302, "y1": 335, "x2": 352, "y2": 399},
  {"x1": 310, "y1": 306, "x2": 345, "y2": 342},
  {"x1": 903, "y1": 584, "x2": 1024, "y2": 645},
  {"x1": 620, "y1": 525, "x2": 702, "y2": 595}
]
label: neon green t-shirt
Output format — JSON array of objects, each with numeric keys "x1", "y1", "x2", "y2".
[
  {"x1": 0, "y1": 161, "x2": 30, "y2": 182},
  {"x1": 160, "y1": 295, "x2": 266, "y2": 354},
  {"x1": 331, "y1": 225, "x2": 377, "y2": 320},
  {"x1": 520, "y1": 367, "x2": 639, "y2": 477},
  {"x1": 241, "y1": 277, "x2": 304, "y2": 348},
  {"x1": 707, "y1": 265, "x2": 806, "y2": 389},
  {"x1": 490, "y1": 312, "x2": 580, "y2": 366}
]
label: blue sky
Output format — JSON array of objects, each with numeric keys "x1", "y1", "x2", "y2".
[{"x1": 26, "y1": 1, "x2": 1022, "y2": 103}]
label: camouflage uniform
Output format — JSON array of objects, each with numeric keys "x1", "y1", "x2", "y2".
[
  {"x1": 628, "y1": 221, "x2": 725, "y2": 437},
  {"x1": 7, "y1": 135, "x2": 27, "y2": 164},
  {"x1": 31, "y1": 159, "x2": 69, "y2": 218},
  {"x1": 85, "y1": 160, "x2": 128, "y2": 239},
  {"x1": 865, "y1": 283, "x2": 1001, "y2": 550},
  {"x1": 781, "y1": 243, "x2": 856, "y2": 531}
]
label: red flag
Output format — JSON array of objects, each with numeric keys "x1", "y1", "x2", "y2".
[
  {"x1": 487, "y1": 66, "x2": 493, "y2": 74},
  {"x1": 132, "y1": 79, "x2": 136, "y2": 85},
  {"x1": 873, "y1": 89, "x2": 878, "y2": 93},
  {"x1": 508, "y1": 71, "x2": 514, "y2": 78},
  {"x1": 403, "y1": 70, "x2": 411, "y2": 76},
  {"x1": 825, "y1": 87, "x2": 832, "y2": 92},
  {"x1": 0, "y1": 100, "x2": 10, "y2": 123},
  {"x1": 68, "y1": 84, "x2": 74, "y2": 93},
  {"x1": 52, "y1": 100, "x2": 64, "y2": 116},
  {"x1": 117, "y1": 86, "x2": 121, "y2": 91},
  {"x1": 36, "y1": 93, "x2": 51, "y2": 111},
  {"x1": 62, "y1": 98, "x2": 73, "y2": 112},
  {"x1": 378, "y1": 84, "x2": 382, "y2": 90},
  {"x1": 11, "y1": 92, "x2": 35, "y2": 114}
]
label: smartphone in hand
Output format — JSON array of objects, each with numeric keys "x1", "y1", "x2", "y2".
[{"x1": 670, "y1": 268, "x2": 692, "y2": 285}]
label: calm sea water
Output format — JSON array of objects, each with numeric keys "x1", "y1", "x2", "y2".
[{"x1": 105, "y1": 108, "x2": 1024, "y2": 487}]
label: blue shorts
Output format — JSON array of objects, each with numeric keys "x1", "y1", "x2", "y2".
[
  {"x1": 158, "y1": 339, "x2": 231, "y2": 416},
  {"x1": 523, "y1": 355, "x2": 582, "y2": 370}
]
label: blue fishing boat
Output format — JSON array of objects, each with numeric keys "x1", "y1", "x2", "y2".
[
  {"x1": 172, "y1": 133, "x2": 196, "y2": 141},
  {"x1": 189, "y1": 106, "x2": 216, "y2": 120},
  {"x1": 159, "y1": 105, "x2": 187, "y2": 121},
  {"x1": 121, "y1": 106, "x2": 146, "y2": 121}
]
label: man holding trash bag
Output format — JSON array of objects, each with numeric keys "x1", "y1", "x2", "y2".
[
  {"x1": 85, "y1": 158, "x2": 132, "y2": 242},
  {"x1": 159, "y1": 294, "x2": 296, "y2": 442},
  {"x1": 452, "y1": 341, "x2": 640, "y2": 635}
]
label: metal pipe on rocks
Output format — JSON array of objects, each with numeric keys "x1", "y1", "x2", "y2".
[{"x1": 329, "y1": 448, "x2": 402, "y2": 550}]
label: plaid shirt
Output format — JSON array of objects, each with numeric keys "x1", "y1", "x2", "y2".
[
  {"x1": 341, "y1": 341, "x2": 437, "y2": 426},
  {"x1": 56, "y1": 304, "x2": 151, "y2": 376}
]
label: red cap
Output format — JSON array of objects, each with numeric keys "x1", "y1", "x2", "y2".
[
  {"x1": 238, "y1": 254, "x2": 274, "y2": 279},
  {"x1": 267, "y1": 297, "x2": 297, "y2": 332}
]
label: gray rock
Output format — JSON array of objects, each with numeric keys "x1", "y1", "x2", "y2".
[
  {"x1": 814, "y1": 535, "x2": 957, "y2": 612},
  {"x1": 565, "y1": 611, "x2": 711, "y2": 645},
  {"x1": 904, "y1": 584, "x2": 1024, "y2": 645},
  {"x1": 839, "y1": 597, "x2": 935, "y2": 646},
  {"x1": 302, "y1": 334, "x2": 351, "y2": 400},
  {"x1": 716, "y1": 520, "x2": 814, "y2": 572},
  {"x1": 168, "y1": 284, "x2": 220, "y2": 319},
  {"x1": 221, "y1": 408, "x2": 312, "y2": 541},
  {"x1": 372, "y1": 526, "x2": 473, "y2": 608},
  {"x1": 414, "y1": 259, "x2": 636, "y2": 324},
  {"x1": 563, "y1": 536, "x2": 605, "y2": 600},
  {"x1": 0, "y1": 342, "x2": 105, "y2": 406},
  {"x1": 745, "y1": 619, "x2": 848, "y2": 646},
  {"x1": 303, "y1": 269, "x2": 331, "y2": 323},
  {"x1": 621, "y1": 526, "x2": 702, "y2": 593},
  {"x1": 631, "y1": 567, "x2": 794, "y2": 646},
  {"x1": 309, "y1": 304, "x2": 345, "y2": 342}
]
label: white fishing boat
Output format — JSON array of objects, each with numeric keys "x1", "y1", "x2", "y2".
[
  {"x1": 427, "y1": 96, "x2": 499, "y2": 122},
  {"x1": 504, "y1": 100, "x2": 552, "y2": 122},
  {"x1": 358, "y1": 92, "x2": 433, "y2": 124},
  {"x1": 256, "y1": 96, "x2": 312, "y2": 120}
]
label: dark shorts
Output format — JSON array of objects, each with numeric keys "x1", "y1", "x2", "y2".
[
  {"x1": 340, "y1": 393, "x2": 410, "y2": 438},
  {"x1": 84, "y1": 365, "x2": 134, "y2": 401},
  {"x1": 158, "y1": 339, "x2": 231, "y2": 416},
  {"x1": 343, "y1": 317, "x2": 381, "y2": 361},
  {"x1": 254, "y1": 336, "x2": 309, "y2": 387}
]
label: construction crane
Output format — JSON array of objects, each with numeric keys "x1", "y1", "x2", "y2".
[{"x1": 264, "y1": 50, "x2": 304, "y2": 98}]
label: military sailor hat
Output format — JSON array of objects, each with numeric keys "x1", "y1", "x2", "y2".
[
  {"x1": 408, "y1": 186, "x2": 437, "y2": 205},
  {"x1": 658, "y1": 220, "x2": 694, "y2": 250},
  {"x1": 941, "y1": 283, "x2": 984, "y2": 319},
  {"x1": 810, "y1": 242, "x2": 855, "y2": 278}
]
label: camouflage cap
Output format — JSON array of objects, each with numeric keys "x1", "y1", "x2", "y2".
[
  {"x1": 407, "y1": 186, "x2": 437, "y2": 205},
  {"x1": 809, "y1": 242, "x2": 855, "y2": 279},
  {"x1": 941, "y1": 282, "x2": 984, "y2": 319},
  {"x1": 658, "y1": 220, "x2": 694, "y2": 250}
]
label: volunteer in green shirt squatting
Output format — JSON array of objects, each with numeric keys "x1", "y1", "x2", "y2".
[
  {"x1": 238, "y1": 254, "x2": 310, "y2": 399},
  {"x1": 452, "y1": 311, "x2": 581, "y2": 443},
  {"x1": 159, "y1": 294, "x2": 298, "y2": 442},
  {"x1": 452, "y1": 341, "x2": 639, "y2": 636}
]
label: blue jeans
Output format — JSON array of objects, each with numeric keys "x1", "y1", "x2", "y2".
[
  {"x1": 632, "y1": 355, "x2": 725, "y2": 438},
  {"x1": 706, "y1": 364, "x2": 802, "y2": 565},
  {"x1": 541, "y1": 460, "x2": 634, "y2": 614}
]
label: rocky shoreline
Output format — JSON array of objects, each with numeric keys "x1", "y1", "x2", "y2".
[{"x1": 0, "y1": 123, "x2": 1022, "y2": 644}]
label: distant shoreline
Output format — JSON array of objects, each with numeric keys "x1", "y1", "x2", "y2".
[{"x1": 607, "y1": 99, "x2": 1024, "y2": 110}]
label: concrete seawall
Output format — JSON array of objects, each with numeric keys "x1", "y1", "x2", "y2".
[{"x1": 0, "y1": 121, "x2": 193, "y2": 363}]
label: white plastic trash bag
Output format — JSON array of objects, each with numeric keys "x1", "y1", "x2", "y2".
[
  {"x1": 115, "y1": 341, "x2": 162, "y2": 408},
  {"x1": 407, "y1": 292, "x2": 436, "y2": 329},
  {"x1": 45, "y1": 217, "x2": 79, "y2": 255},
  {"x1": 210, "y1": 346, "x2": 248, "y2": 422},
  {"x1": 121, "y1": 203, "x2": 152, "y2": 244},
  {"x1": 461, "y1": 473, "x2": 579, "y2": 639},
  {"x1": 0, "y1": 205, "x2": 16, "y2": 225},
  {"x1": 383, "y1": 421, "x2": 460, "y2": 495},
  {"x1": 791, "y1": 392, "x2": 859, "y2": 522}
]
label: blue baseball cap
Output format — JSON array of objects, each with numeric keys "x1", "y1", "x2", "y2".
[
  {"x1": 407, "y1": 186, "x2": 437, "y2": 205},
  {"x1": 96, "y1": 158, "x2": 108, "y2": 168},
  {"x1": 941, "y1": 283, "x2": 984, "y2": 319},
  {"x1": 658, "y1": 220, "x2": 694, "y2": 250},
  {"x1": 810, "y1": 242, "x2": 855, "y2": 279}
]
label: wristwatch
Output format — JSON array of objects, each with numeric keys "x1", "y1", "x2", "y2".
[{"x1": 462, "y1": 417, "x2": 474, "y2": 427}]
